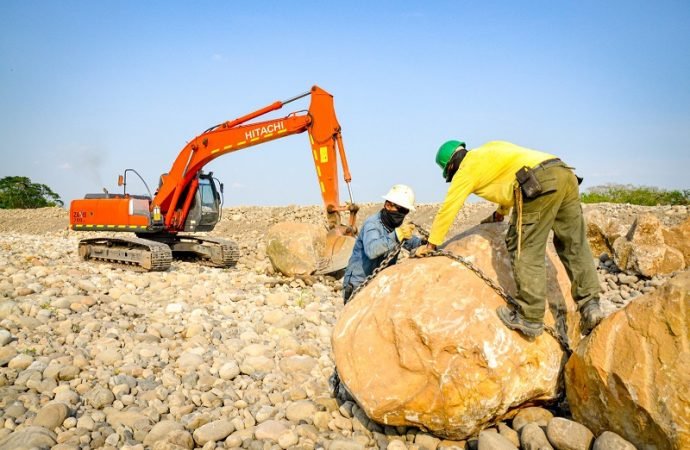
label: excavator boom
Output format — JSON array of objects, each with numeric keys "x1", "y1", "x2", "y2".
[{"x1": 155, "y1": 85, "x2": 356, "y2": 231}]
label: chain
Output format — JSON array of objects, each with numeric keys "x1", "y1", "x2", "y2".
[
  {"x1": 417, "y1": 249, "x2": 570, "y2": 353},
  {"x1": 347, "y1": 242, "x2": 403, "y2": 301},
  {"x1": 348, "y1": 222, "x2": 571, "y2": 354}
]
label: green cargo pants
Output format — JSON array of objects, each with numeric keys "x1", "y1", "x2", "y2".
[{"x1": 505, "y1": 162, "x2": 600, "y2": 321}]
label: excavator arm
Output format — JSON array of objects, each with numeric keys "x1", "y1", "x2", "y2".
[{"x1": 154, "y1": 85, "x2": 358, "y2": 233}]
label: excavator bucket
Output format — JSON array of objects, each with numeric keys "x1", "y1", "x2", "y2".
[{"x1": 314, "y1": 230, "x2": 356, "y2": 276}]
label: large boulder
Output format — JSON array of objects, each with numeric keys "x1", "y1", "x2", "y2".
[
  {"x1": 585, "y1": 209, "x2": 612, "y2": 257},
  {"x1": 266, "y1": 222, "x2": 328, "y2": 276},
  {"x1": 265, "y1": 222, "x2": 355, "y2": 276},
  {"x1": 613, "y1": 214, "x2": 684, "y2": 277},
  {"x1": 663, "y1": 216, "x2": 690, "y2": 269},
  {"x1": 332, "y1": 224, "x2": 580, "y2": 440},
  {"x1": 584, "y1": 208, "x2": 629, "y2": 258},
  {"x1": 565, "y1": 270, "x2": 690, "y2": 450}
]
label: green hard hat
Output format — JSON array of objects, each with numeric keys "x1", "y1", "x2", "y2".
[{"x1": 436, "y1": 140, "x2": 466, "y2": 178}]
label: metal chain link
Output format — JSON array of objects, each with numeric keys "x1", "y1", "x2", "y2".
[{"x1": 348, "y1": 222, "x2": 572, "y2": 353}]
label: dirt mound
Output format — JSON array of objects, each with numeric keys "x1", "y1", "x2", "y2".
[{"x1": 0, "y1": 207, "x2": 69, "y2": 234}]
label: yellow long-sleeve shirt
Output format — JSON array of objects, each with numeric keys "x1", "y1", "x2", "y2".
[{"x1": 428, "y1": 141, "x2": 556, "y2": 246}]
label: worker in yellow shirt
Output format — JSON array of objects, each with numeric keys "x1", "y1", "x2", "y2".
[{"x1": 415, "y1": 140, "x2": 604, "y2": 337}]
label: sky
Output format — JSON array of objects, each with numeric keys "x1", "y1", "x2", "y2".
[{"x1": 1, "y1": 0, "x2": 689, "y2": 208}]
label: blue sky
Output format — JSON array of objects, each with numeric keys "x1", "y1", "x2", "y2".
[{"x1": 1, "y1": 1, "x2": 688, "y2": 207}]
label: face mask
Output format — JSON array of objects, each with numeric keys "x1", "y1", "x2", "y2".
[{"x1": 380, "y1": 208, "x2": 406, "y2": 230}]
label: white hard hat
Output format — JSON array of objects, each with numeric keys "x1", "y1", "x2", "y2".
[{"x1": 382, "y1": 184, "x2": 416, "y2": 211}]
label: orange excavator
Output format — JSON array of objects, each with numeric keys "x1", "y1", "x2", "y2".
[{"x1": 69, "y1": 85, "x2": 359, "y2": 271}]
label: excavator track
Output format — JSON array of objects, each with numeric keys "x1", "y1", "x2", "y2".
[
  {"x1": 170, "y1": 235, "x2": 240, "y2": 268},
  {"x1": 78, "y1": 237, "x2": 173, "y2": 271}
]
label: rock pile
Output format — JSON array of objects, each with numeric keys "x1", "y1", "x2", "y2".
[{"x1": 0, "y1": 202, "x2": 687, "y2": 450}]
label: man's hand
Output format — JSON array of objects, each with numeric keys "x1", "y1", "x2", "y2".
[
  {"x1": 395, "y1": 223, "x2": 415, "y2": 241},
  {"x1": 480, "y1": 211, "x2": 505, "y2": 224},
  {"x1": 412, "y1": 244, "x2": 436, "y2": 258}
]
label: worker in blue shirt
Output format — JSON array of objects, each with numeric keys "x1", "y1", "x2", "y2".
[{"x1": 342, "y1": 184, "x2": 424, "y2": 303}]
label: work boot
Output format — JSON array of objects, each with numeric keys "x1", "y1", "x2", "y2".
[
  {"x1": 497, "y1": 305, "x2": 544, "y2": 338},
  {"x1": 580, "y1": 299, "x2": 605, "y2": 336}
]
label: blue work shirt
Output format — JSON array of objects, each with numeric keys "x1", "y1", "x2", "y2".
[{"x1": 343, "y1": 211, "x2": 423, "y2": 294}]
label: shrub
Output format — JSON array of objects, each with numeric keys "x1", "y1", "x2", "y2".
[{"x1": 581, "y1": 184, "x2": 690, "y2": 206}]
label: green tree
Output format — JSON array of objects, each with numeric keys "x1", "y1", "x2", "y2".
[{"x1": 0, "y1": 176, "x2": 64, "y2": 209}]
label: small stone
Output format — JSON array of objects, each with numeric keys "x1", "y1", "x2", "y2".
[
  {"x1": 512, "y1": 407, "x2": 554, "y2": 432},
  {"x1": 478, "y1": 429, "x2": 518, "y2": 449},
  {"x1": 166, "y1": 303, "x2": 185, "y2": 314},
  {"x1": 105, "y1": 432, "x2": 120, "y2": 446},
  {"x1": 166, "y1": 429, "x2": 195, "y2": 449},
  {"x1": 497, "y1": 422, "x2": 519, "y2": 447},
  {"x1": 387, "y1": 440, "x2": 408, "y2": 450},
  {"x1": 332, "y1": 414, "x2": 352, "y2": 431},
  {"x1": 224, "y1": 431, "x2": 244, "y2": 448},
  {"x1": 545, "y1": 417, "x2": 594, "y2": 450},
  {"x1": 610, "y1": 293, "x2": 625, "y2": 304},
  {"x1": 339, "y1": 401, "x2": 355, "y2": 419},
  {"x1": 286, "y1": 400, "x2": 317, "y2": 423},
  {"x1": 192, "y1": 419, "x2": 235, "y2": 446},
  {"x1": 0, "y1": 346, "x2": 18, "y2": 366},
  {"x1": 0, "y1": 329, "x2": 11, "y2": 346},
  {"x1": 62, "y1": 417, "x2": 77, "y2": 429},
  {"x1": 8, "y1": 353, "x2": 33, "y2": 370},
  {"x1": 33, "y1": 402, "x2": 70, "y2": 430},
  {"x1": 4, "y1": 401, "x2": 26, "y2": 418},
  {"x1": 58, "y1": 365, "x2": 80, "y2": 381},
  {"x1": 254, "y1": 405, "x2": 276, "y2": 423},
  {"x1": 218, "y1": 361, "x2": 240, "y2": 380},
  {"x1": 415, "y1": 432, "x2": 441, "y2": 449},
  {"x1": 592, "y1": 431, "x2": 637, "y2": 450},
  {"x1": 313, "y1": 411, "x2": 330, "y2": 430},
  {"x1": 254, "y1": 419, "x2": 288, "y2": 441},
  {"x1": 85, "y1": 385, "x2": 115, "y2": 409},
  {"x1": 16, "y1": 287, "x2": 34, "y2": 296},
  {"x1": 177, "y1": 352, "x2": 204, "y2": 370},
  {"x1": 277, "y1": 430, "x2": 299, "y2": 448},
  {"x1": 617, "y1": 274, "x2": 638, "y2": 285},
  {"x1": 520, "y1": 423, "x2": 553, "y2": 450},
  {"x1": 0, "y1": 426, "x2": 57, "y2": 449},
  {"x1": 76, "y1": 414, "x2": 95, "y2": 431},
  {"x1": 328, "y1": 439, "x2": 366, "y2": 450}
]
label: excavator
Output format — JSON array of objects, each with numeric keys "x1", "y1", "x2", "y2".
[{"x1": 69, "y1": 85, "x2": 359, "y2": 272}]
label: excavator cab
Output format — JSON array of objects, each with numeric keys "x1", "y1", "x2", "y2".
[{"x1": 183, "y1": 172, "x2": 222, "y2": 232}]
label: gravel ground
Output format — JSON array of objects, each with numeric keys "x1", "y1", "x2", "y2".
[{"x1": 0, "y1": 202, "x2": 686, "y2": 449}]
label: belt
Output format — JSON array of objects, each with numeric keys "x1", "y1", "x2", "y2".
[{"x1": 533, "y1": 158, "x2": 563, "y2": 170}]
